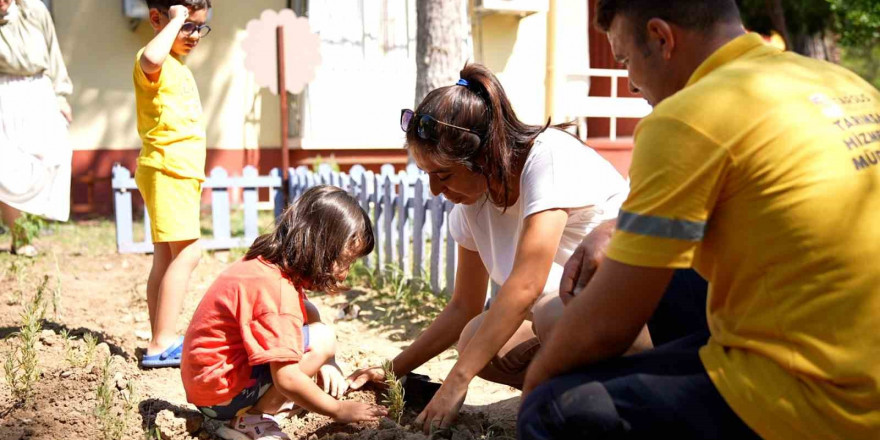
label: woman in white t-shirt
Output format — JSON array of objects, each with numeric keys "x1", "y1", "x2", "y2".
[{"x1": 347, "y1": 63, "x2": 632, "y2": 431}]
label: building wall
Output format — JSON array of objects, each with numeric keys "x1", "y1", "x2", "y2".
[
  {"x1": 51, "y1": 0, "x2": 630, "y2": 214},
  {"x1": 472, "y1": 7, "x2": 548, "y2": 125},
  {"x1": 54, "y1": 0, "x2": 286, "y2": 153}
]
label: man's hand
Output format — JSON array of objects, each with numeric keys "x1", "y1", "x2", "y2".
[
  {"x1": 559, "y1": 220, "x2": 615, "y2": 305},
  {"x1": 167, "y1": 4, "x2": 189, "y2": 21}
]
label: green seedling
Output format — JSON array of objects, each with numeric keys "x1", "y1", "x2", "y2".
[
  {"x1": 12, "y1": 213, "x2": 45, "y2": 250},
  {"x1": 3, "y1": 277, "x2": 48, "y2": 402},
  {"x1": 382, "y1": 360, "x2": 405, "y2": 424},
  {"x1": 94, "y1": 356, "x2": 131, "y2": 440},
  {"x1": 51, "y1": 252, "x2": 63, "y2": 318},
  {"x1": 62, "y1": 330, "x2": 98, "y2": 368}
]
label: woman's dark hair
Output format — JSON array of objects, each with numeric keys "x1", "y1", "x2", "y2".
[
  {"x1": 406, "y1": 63, "x2": 569, "y2": 209},
  {"x1": 245, "y1": 185, "x2": 374, "y2": 293},
  {"x1": 146, "y1": 0, "x2": 212, "y2": 11}
]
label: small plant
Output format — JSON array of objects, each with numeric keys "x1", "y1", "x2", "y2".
[
  {"x1": 144, "y1": 426, "x2": 162, "y2": 440},
  {"x1": 381, "y1": 360, "x2": 405, "y2": 424},
  {"x1": 3, "y1": 277, "x2": 48, "y2": 402},
  {"x1": 6, "y1": 259, "x2": 34, "y2": 305},
  {"x1": 51, "y1": 252, "x2": 63, "y2": 318},
  {"x1": 82, "y1": 332, "x2": 98, "y2": 366},
  {"x1": 94, "y1": 356, "x2": 132, "y2": 440},
  {"x1": 62, "y1": 330, "x2": 98, "y2": 368},
  {"x1": 12, "y1": 213, "x2": 45, "y2": 250}
]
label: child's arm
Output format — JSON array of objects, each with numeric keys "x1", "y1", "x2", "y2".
[
  {"x1": 271, "y1": 362, "x2": 386, "y2": 423},
  {"x1": 139, "y1": 5, "x2": 188, "y2": 82}
]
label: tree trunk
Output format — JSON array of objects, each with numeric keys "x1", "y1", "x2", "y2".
[
  {"x1": 792, "y1": 31, "x2": 838, "y2": 61},
  {"x1": 415, "y1": 0, "x2": 467, "y2": 107},
  {"x1": 764, "y1": 0, "x2": 791, "y2": 49}
]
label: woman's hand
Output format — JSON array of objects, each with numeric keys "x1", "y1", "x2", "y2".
[
  {"x1": 346, "y1": 365, "x2": 386, "y2": 390},
  {"x1": 413, "y1": 379, "x2": 468, "y2": 434},
  {"x1": 318, "y1": 362, "x2": 349, "y2": 398}
]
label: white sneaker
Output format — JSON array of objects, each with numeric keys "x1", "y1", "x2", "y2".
[{"x1": 215, "y1": 414, "x2": 290, "y2": 440}]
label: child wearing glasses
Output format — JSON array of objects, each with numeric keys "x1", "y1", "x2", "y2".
[
  {"x1": 181, "y1": 186, "x2": 387, "y2": 440},
  {"x1": 133, "y1": 0, "x2": 212, "y2": 368}
]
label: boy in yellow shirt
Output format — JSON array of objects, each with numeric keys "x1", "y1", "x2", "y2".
[{"x1": 133, "y1": 0, "x2": 212, "y2": 368}]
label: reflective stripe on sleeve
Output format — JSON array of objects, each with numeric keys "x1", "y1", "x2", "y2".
[{"x1": 616, "y1": 210, "x2": 706, "y2": 241}]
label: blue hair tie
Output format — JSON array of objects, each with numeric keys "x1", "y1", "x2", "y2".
[{"x1": 456, "y1": 78, "x2": 469, "y2": 87}]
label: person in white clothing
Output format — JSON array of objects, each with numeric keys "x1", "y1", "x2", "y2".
[
  {"x1": 346, "y1": 63, "x2": 637, "y2": 433},
  {"x1": 0, "y1": 0, "x2": 73, "y2": 256}
]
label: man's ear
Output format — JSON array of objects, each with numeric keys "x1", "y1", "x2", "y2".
[
  {"x1": 148, "y1": 8, "x2": 164, "y2": 31},
  {"x1": 646, "y1": 18, "x2": 676, "y2": 60}
]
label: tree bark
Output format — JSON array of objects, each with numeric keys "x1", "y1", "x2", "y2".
[
  {"x1": 415, "y1": 0, "x2": 467, "y2": 107},
  {"x1": 764, "y1": 0, "x2": 791, "y2": 49}
]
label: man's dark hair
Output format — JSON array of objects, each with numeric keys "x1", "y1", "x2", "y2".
[
  {"x1": 145, "y1": 0, "x2": 211, "y2": 11},
  {"x1": 595, "y1": 0, "x2": 741, "y2": 41}
]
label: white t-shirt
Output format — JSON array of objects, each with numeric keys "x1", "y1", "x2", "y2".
[{"x1": 449, "y1": 128, "x2": 629, "y2": 293}]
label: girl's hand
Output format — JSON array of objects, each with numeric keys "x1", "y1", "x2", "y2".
[
  {"x1": 413, "y1": 380, "x2": 467, "y2": 434},
  {"x1": 333, "y1": 401, "x2": 388, "y2": 423},
  {"x1": 318, "y1": 363, "x2": 348, "y2": 398},
  {"x1": 346, "y1": 366, "x2": 386, "y2": 390}
]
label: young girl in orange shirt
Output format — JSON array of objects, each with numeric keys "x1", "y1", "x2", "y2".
[{"x1": 181, "y1": 185, "x2": 386, "y2": 440}]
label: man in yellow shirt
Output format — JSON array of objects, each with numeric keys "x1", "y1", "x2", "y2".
[
  {"x1": 519, "y1": 0, "x2": 880, "y2": 439},
  {"x1": 133, "y1": 0, "x2": 212, "y2": 368}
]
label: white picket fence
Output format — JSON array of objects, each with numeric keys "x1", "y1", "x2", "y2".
[{"x1": 111, "y1": 163, "x2": 459, "y2": 294}]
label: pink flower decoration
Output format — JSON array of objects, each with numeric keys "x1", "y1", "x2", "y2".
[{"x1": 242, "y1": 9, "x2": 322, "y2": 95}]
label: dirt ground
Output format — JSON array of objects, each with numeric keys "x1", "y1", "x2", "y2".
[{"x1": 0, "y1": 220, "x2": 519, "y2": 439}]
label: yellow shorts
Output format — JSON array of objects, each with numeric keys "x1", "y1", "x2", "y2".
[{"x1": 134, "y1": 166, "x2": 202, "y2": 243}]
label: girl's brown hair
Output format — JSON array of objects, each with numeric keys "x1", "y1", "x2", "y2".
[
  {"x1": 406, "y1": 63, "x2": 569, "y2": 208},
  {"x1": 245, "y1": 185, "x2": 374, "y2": 293}
]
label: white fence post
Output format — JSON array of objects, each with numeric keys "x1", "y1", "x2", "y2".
[
  {"x1": 112, "y1": 162, "x2": 460, "y2": 296},
  {"x1": 412, "y1": 177, "x2": 426, "y2": 281},
  {"x1": 210, "y1": 167, "x2": 231, "y2": 243}
]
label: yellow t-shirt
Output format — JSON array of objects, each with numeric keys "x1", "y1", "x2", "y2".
[
  {"x1": 607, "y1": 33, "x2": 880, "y2": 440},
  {"x1": 133, "y1": 48, "x2": 206, "y2": 181}
]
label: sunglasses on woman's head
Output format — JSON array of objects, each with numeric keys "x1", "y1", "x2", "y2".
[{"x1": 400, "y1": 109, "x2": 482, "y2": 142}]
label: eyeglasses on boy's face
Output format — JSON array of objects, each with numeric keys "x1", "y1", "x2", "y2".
[
  {"x1": 400, "y1": 109, "x2": 482, "y2": 142},
  {"x1": 160, "y1": 9, "x2": 212, "y2": 38}
]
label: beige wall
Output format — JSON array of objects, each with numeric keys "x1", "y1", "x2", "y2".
[
  {"x1": 472, "y1": 0, "x2": 588, "y2": 125},
  {"x1": 473, "y1": 10, "x2": 548, "y2": 125},
  {"x1": 54, "y1": 0, "x2": 285, "y2": 151},
  {"x1": 54, "y1": 0, "x2": 587, "y2": 152}
]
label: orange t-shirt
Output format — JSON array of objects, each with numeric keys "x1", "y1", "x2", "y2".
[{"x1": 181, "y1": 257, "x2": 308, "y2": 406}]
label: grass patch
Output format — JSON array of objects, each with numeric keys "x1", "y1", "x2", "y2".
[
  {"x1": 11, "y1": 213, "x2": 45, "y2": 250},
  {"x1": 350, "y1": 260, "x2": 448, "y2": 321}
]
